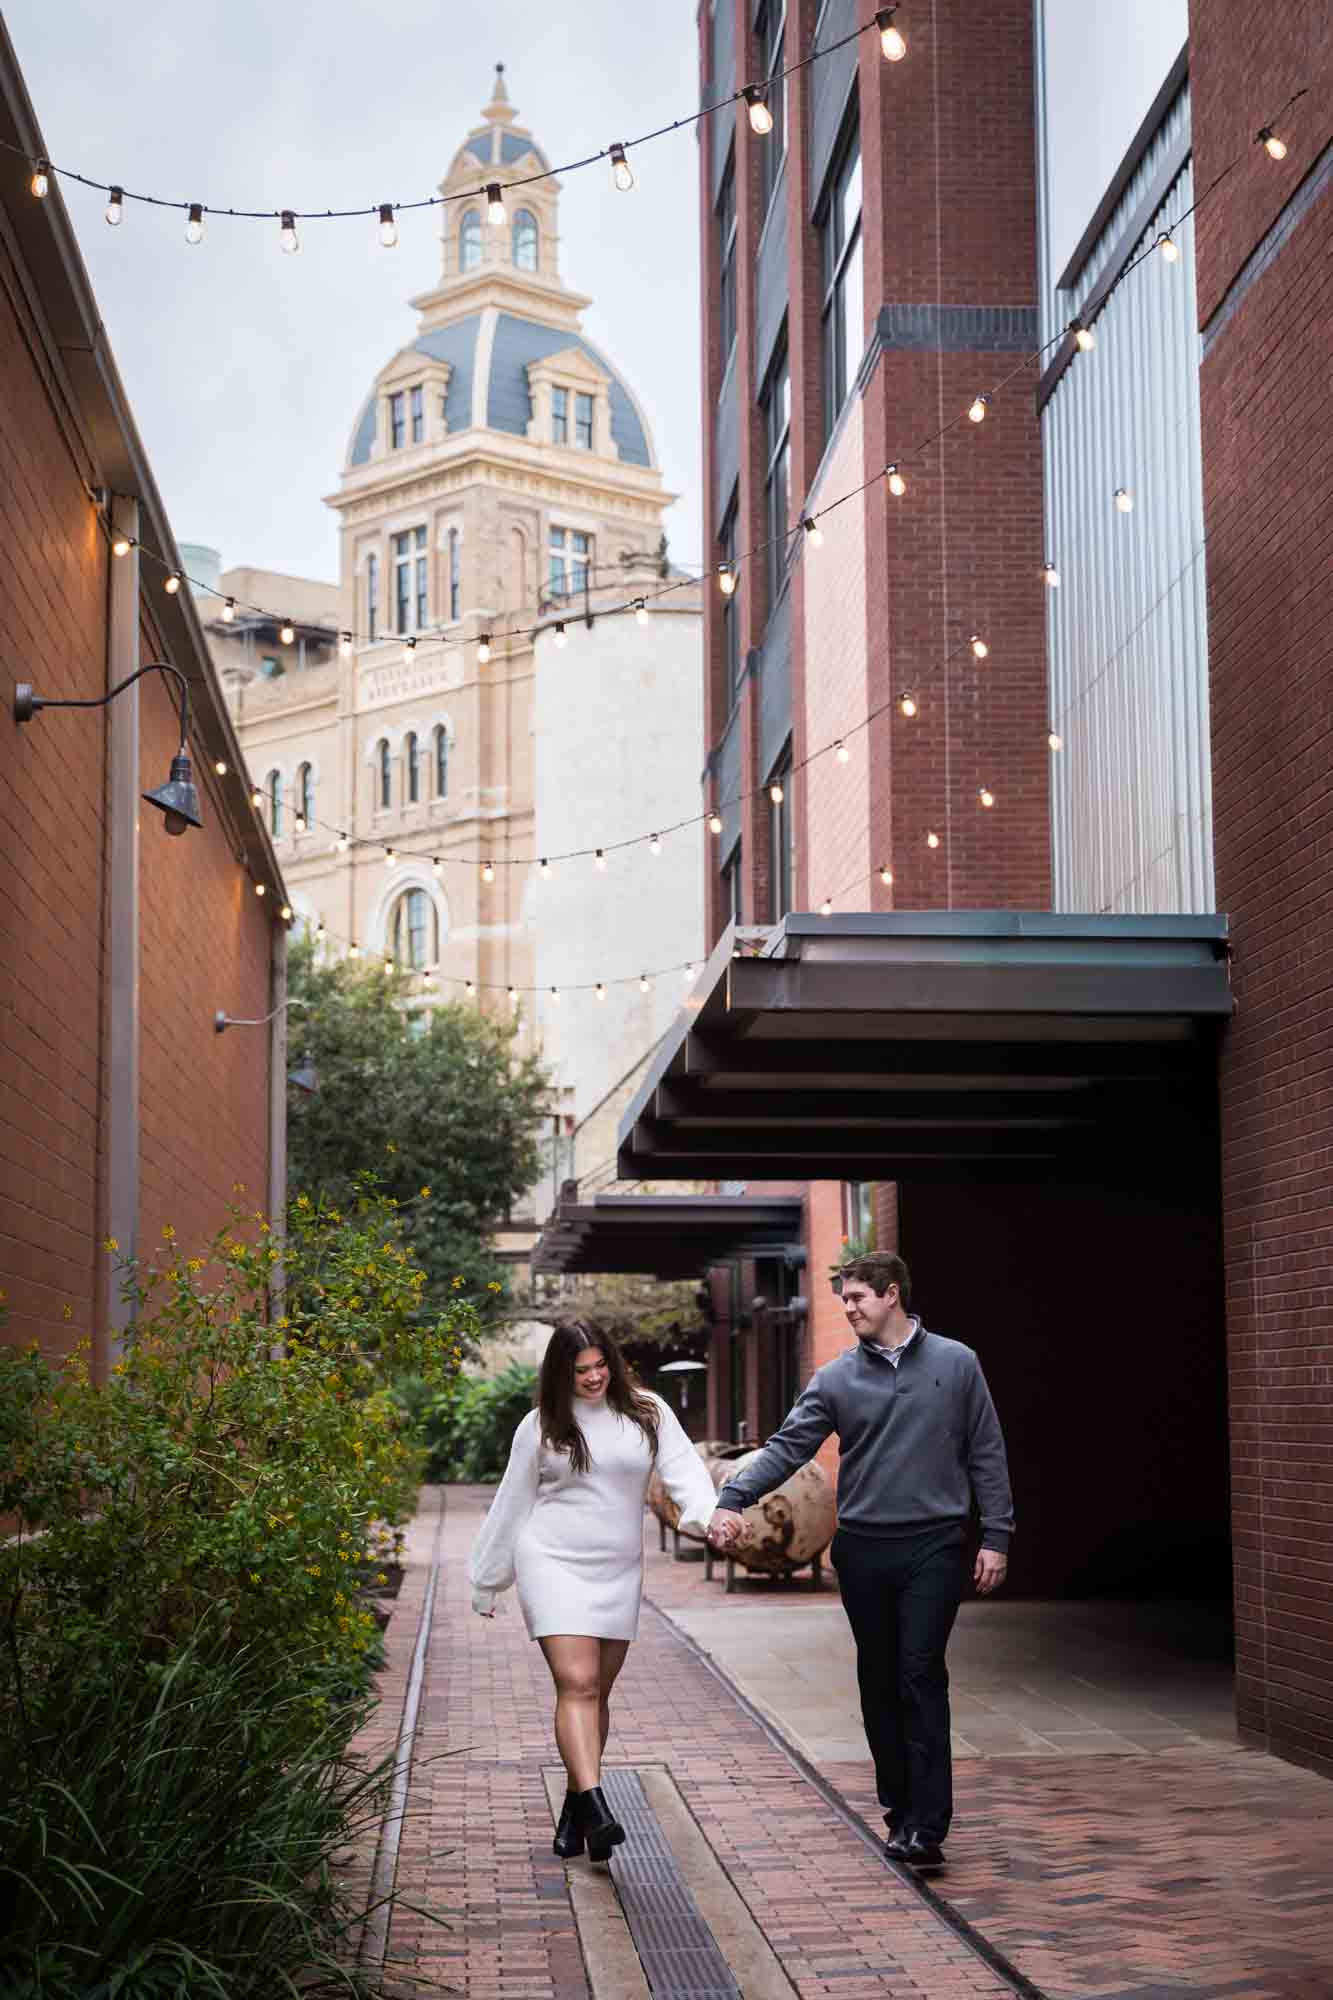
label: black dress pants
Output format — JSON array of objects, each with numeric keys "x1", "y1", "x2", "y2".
[{"x1": 831, "y1": 1522, "x2": 967, "y2": 1843}]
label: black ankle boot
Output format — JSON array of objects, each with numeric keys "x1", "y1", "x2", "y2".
[
  {"x1": 576, "y1": 1785, "x2": 625, "y2": 1862},
  {"x1": 552, "y1": 1789, "x2": 584, "y2": 1858}
]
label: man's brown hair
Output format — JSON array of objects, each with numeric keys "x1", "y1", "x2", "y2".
[{"x1": 832, "y1": 1251, "x2": 912, "y2": 1309}]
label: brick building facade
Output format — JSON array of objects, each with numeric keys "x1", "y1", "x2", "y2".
[{"x1": 0, "y1": 25, "x2": 284, "y2": 1382}]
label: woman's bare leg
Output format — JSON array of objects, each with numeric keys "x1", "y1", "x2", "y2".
[
  {"x1": 598, "y1": 1639, "x2": 630, "y2": 1756},
  {"x1": 539, "y1": 1636, "x2": 604, "y2": 1791}
]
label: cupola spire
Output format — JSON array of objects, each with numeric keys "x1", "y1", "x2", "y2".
[{"x1": 484, "y1": 62, "x2": 517, "y2": 128}]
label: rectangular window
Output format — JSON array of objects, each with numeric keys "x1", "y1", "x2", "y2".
[
  {"x1": 575, "y1": 392, "x2": 594, "y2": 449},
  {"x1": 448, "y1": 527, "x2": 461, "y2": 622},
  {"x1": 820, "y1": 116, "x2": 863, "y2": 441},
  {"x1": 552, "y1": 386, "x2": 569, "y2": 444},
  {"x1": 717, "y1": 151, "x2": 737, "y2": 366},
  {"x1": 410, "y1": 384, "x2": 424, "y2": 443},
  {"x1": 756, "y1": 0, "x2": 788, "y2": 224},
  {"x1": 389, "y1": 390, "x2": 406, "y2": 450},
  {"x1": 549, "y1": 526, "x2": 594, "y2": 599},
  {"x1": 762, "y1": 343, "x2": 791, "y2": 609},
  {"x1": 366, "y1": 553, "x2": 379, "y2": 642},
  {"x1": 720, "y1": 499, "x2": 740, "y2": 705},
  {"x1": 392, "y1": 529, "x2": 426, "y2": 634},
  {"x1": 722, "y1": 842, "x2": 744, "y2": 927},
  {"x1": 768, "y1": 748, "x2": 793, "y2": 923}
]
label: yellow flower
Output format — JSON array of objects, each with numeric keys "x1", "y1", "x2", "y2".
[
  {"x1": 338, "y1": 1549, "x2": 350, "y2": 1562},
  {"x1": 111, "y1": 1360, "x2": 127, "y2": 1375},
  {"x1": 305, "y1": 1565, "x2": 321, "y2": 1578},
  {"x1": 161, "y1": 1224, "x2": 176, "y2": 1242},
  {"x1": 487, "y1": 1281, "x2": 502, "y2": 1293},
  {"x1": 377, "y1": 1572, "x2": 389, "y2": 1584},
  {"x1": 232, "y1": 1182, "x2": 247, "y2": 1195},
  {"x1": 62, "y1": 1303, "x2": 73, "y2": 1321},
  {"x1": 385, "y1": 1141, "x2": 397, "y2": 1154},
  {"x1": 249, "y1": 1571, "x2": 262, "y2": 1584},
  {"x1": 267, "y1": 1515, "x2": 279, "y2": 1529},
  {"x1": 419, "y1": 1186, "x2": 431, "y2": 1198},
  {"x1": 103, "y1": 1237, "x2": 119, "y2": 1253},
  {"x1": 187, "y1": 1257, "x2": 204, "y2": 1273},
  {"x1": 296, "y1": 1194, "x2": 310, "y2": 1209},
  {"x1": 334, "y1": 1590, "x2": 347, "y2": 1607}
]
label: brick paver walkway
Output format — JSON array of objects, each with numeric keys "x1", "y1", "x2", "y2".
[{"x1": 361, "y1": 1486, "x2": 1017, "y2": 1998}]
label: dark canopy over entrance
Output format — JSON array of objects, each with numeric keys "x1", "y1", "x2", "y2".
[
  {"x1": 618, "y1": 914, "x2": 1232, "y2": 1183},
  {"x1": 531, "y1": 1183, "x2": 803, "y2": 1277}
]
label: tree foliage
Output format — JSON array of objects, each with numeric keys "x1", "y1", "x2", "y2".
[{"x1": 286, "y1": 936, "x2": 551, "y2": 1314}]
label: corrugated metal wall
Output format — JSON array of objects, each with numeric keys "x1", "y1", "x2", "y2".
[{"x1": 1041, "y1": 89, "x2": 1214, "y2": 913}]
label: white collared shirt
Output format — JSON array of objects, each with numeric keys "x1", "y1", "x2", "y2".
[{"x1": 872, "y1": 1316, "x2": 921, "y2": 1368}]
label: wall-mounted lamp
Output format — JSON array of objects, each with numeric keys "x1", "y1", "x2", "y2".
[
  {"x1": 15, "y1": 663, "x2": 201, "y2": 834},
  {"x1": 214, "y1": 997, "x2": 308, "y2": 1034},
  {"x1": 287, "y1": 1059, "x2": 319, "y2": 1094}
]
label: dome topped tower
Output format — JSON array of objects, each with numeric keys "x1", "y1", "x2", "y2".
[{"x1": 421, "y1": 64, "x2": 566, "y2": 315}]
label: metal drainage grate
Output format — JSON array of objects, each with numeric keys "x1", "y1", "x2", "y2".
[{"x1": 600, "y1": 1770, "x2": 742, "y2": 1999}]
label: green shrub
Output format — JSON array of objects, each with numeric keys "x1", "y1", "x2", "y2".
[
  {"x1": 0, "y1": 1179, "x2": 473, "y2": 1996},
  {"x1": 417, "y1": 1361, "x2": 538, "y2": 1482}
]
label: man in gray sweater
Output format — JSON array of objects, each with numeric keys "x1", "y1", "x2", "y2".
[{"x1": 706, "y1": 1251, "x2": 1013, "y2": 1873}]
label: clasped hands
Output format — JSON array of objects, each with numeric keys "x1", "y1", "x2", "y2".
[{"x1": 705, "y1": 1510, "x2": 744, "y2": 1551}]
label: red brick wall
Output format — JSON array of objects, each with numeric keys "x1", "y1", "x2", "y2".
[
  {"x1": 0, "y1": 226, "x2": 109, "y2": 1368},
  {"x1": 1191, "y1": 0, "x2": 1333, "y2": 1776}
]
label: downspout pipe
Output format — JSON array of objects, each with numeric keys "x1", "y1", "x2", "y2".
[
  {"x1": 268, "y1": 920, "x2": 289, "y2": 1310},
  {"x1": 102, "y1": 492, "x2": 139, "y2": 1376}
]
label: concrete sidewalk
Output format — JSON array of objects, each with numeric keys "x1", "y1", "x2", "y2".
[{"x1": 355, "y1": 1489, "x2": 1333, "y2": 1999}]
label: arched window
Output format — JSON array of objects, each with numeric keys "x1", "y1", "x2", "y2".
[
  {"x1": 405, "y1": 731, "x2": 421, "y2": 804},
  {"x1": 460, "y1": 208, "x2": 482, "y2": 271},
  {"x1": 391, "y1": 888, "x2": 433, "y2": 969},
  {"x1": 366, "y1": 552, "x2": 379, "y2": 641},
  {"x1": 434, "y1": 724, "x2": 449, "y2": 798},
  {"x1": 266, "y1": 769, "x2": 283, "y2": 837},
  {"x1": 513, "y1": 209, "x2": 538, "y2": 272},
  {"x1": 377, "y1": 738, "x2": 391, "y2": 810},
  {"x1": 297, "y1": 762, "x2": 314, "y2": 827}
]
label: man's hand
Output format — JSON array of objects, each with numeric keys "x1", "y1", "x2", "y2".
[
  {"x1": 707, "y1": 1511, "x2": 744, "y2": 1551},
  {"x1": 974, "y1": 1549, "x2": 1008, "y2": 1596}
]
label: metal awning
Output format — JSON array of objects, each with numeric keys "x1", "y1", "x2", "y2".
[
  {"x1": 617, "y1": 913, "x2": 1232, "y2": 1184},
  {"x1": 531, "y1": 1182, "x2": 804, "y2": 1276}
]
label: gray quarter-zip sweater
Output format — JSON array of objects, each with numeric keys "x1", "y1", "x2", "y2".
[{"x1": 714, "y1": 1328, "x2": 1015, "y2": 1552}]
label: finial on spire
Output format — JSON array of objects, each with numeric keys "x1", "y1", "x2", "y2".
[{"x1": 484, "y1": 62, "x2": 516, "y2": 123}]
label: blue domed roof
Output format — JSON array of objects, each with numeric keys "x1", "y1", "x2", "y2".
[
  {"x1": 457, "y1": 126, "x2": 549, "y2": 173},
  {"x1": 347, "y1": 312, "x2": 652, "y2": 469}
]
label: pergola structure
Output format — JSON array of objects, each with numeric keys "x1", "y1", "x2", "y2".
[{"x1": 531, "y1": 1183, "x2": 804, "y2": 1278}]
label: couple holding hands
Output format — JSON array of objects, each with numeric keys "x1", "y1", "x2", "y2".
[{"x1": 470, "y1": 1251, "x2": 1013, "y2": 1872}]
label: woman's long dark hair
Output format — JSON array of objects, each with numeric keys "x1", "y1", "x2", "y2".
[{"x1": 538, "y1": 1321, "x2": 660, "y2": 1475}]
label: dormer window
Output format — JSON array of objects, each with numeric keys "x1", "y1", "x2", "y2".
[
  {"x1": 460, "y1": 208, "x2": 482, "y2": 270},
  {"x1": 513, "y1": 208, "x2": 538, "y2": 272},
  {"x1": 551, "y1": 385, "x2": 594, "y2": 450},
  {"x1": 410, "y1": 384, "x2": 424, "y2": 443},
  {"x1": 574, "y1": 392, "x2": 593, "y2": 449},
  {"x1": 552, "y1": 387, "x2": 568, "y2": 444},
  {"x1": 389, "y1": 392, "x2": 406, "y2": 450},
  {"x1": 526, "y1": 350, "x2": 615, "y2": 458}
]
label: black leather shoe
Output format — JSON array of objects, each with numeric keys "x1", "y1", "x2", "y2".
[
  {"x1": 552, "y1": 1790, "x2": 584, "y2": 1858},
  {"x1": 883, "y1": 1828, "x2": 914, "y2": 1861},
  {"x1": 901, "y1": 1830, "x2": 946, "y2": 1873},
  {"x1": 576, "y1": 1785, "x2": 625, "y2": 1863}
]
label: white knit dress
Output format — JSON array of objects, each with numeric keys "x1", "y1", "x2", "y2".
[{"x1": 469, "y1": 1392, "x2": 718, "y2": 1641}]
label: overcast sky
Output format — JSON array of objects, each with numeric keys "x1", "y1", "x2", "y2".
[{"x1": 8, "y1": 0, "x2": 703, "y2": 582}]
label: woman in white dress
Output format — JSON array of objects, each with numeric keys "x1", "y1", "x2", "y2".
[{"x1": 470, "y1": 1321, "x2": 718, "y2": 1860}]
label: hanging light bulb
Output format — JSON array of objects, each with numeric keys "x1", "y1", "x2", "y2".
[
  {"x1": 508, "y1": 985, "x2": 518, "y2": 1006},
  {"x1": 1041, "y1": 561, "x2": 1061, "y2": 589},
  {"x1": 967, "y1": 393, "x2": 990, "y2": 424},
  {"x1": 610, "y1": 142, "x2": 635, "y2": 192},
  {"x1": 30, "y1": 160, "x2": 49, "y2": 199},
  {"x1": 280, "y1": 620, "x2": 295, "y2": 645},
  {"x1": 876, "y1": 6, "x2": 907, "y2": 59},
  {"x1": 835, "y1": 740, "x2": 850, "y2": 763},
  {"x1": 280, "y1": 903, "x2": 293, "y2": 922},
  {"x1": 349, "y1": 940, "x2": 361, "y2": 959},
  {"x1": 254, "y1": 881, "x2": 267, "y2": 897},
  {"x1": 743, "y1": 86, "x2": 774, "y2": 135},
  {"x1": 111, "y1": 532, "x2": 132, "y2": 558},
  {"x1": 708, "y1": 812, "x2": 723, "y2": 835},
  {"x1": 378, "y1": 203, "x2": 398, "y2": 248},
  {"x1": 886, "y1": 463, "x2": 907, "y2": 497},
  {"x1": 339, "y1": 631, "x2": 352, "y2": 658},
  {"x1": 164, "y1": 572, "x2": 182, "y2": 595},
  {"x1": 1048, "y1": 730, "x2": 1063, "y2": 752},
  {"x1": 384, "y1": 846, "x2": 397, "y2": 868},
  {"x1": 978, "y1": 785, "x2": 996, "y2": 809},
  {"x1": 879, "y1": 864, "x2": 894, "y2": 886},
  {"x1": 926, "y1": 831, "x2": 940, "y2": 849},
  {"x1": 639, "y1": 973, "x2": 650, "y2": 992},
  {"x1": 1114, "y1": 487, "x2": 1134, "y2": 513},
  {"x1": 549, "y1": 985, "x2": 560, "y2": 1004},
  {"x1": 337, "y1": 830, "x2": 350, "y2": 854},
  {"x1": 105, "y1": 184, "x2": 124, "y2": 226},
  {"x1": 432, "y1": 855, "x2": 442, "y2": 877},
  {"x1": 649, "y1": 832, "x2": 661, "y2": 855},
  {"x1": 554, "y1": 622, "x2": 567, "y2": 648},
  {"x1": 316, "y1": 918, "x2": 326, "y2": 939},
  {"x1": 634, "y1": 600, "x2": 650, "y2": 625},
  {"x1": 383, "y1": 955, "x2": 394, "y2": 976},
  {"x1": 185, "y1": 203, "x2": 204, "y2": 245},
  {"x1": 1069, "y1": 316, "x2": 1095, "y2": 351},
  {"x1": 403, "y1": 634, "x2": 417, "y2": 664},
  {"x1": 478, "y1": 632, "x2": 492, "y2": 663},
  {"x1": 214, "y1": 758, "x2": 228, "y2": 777},
  {"x1": 481, "y1": 860, "x2": 495, "y2": 883},
  {"x1": 294, "y1": 813, "x2": 306, "y2": 834},
  {"x1": 249, "y1": 785, "x2": 263, "y2": 809},
  {"x1": 465, "y1": 979, "x2": 475, "y2": 997},
  {"x1": 539, "y1": 856, "x2": 551, "y2": 878},
  {"x1": 970, "y1": 634, "x2": 989, "y2": 659},
  {"x1": 802, "y1": 517, "x2": 824, "y2": 548},
  {"x1": 1157, "y1": 231, "x2": 1180, "y2": 263},
  {"x1": 718, "y1": 562, "x2": 737, "y2": 596},
  {"x1": 222, "y1": 597, "x2": 237, "y2": 623},
  {"x1": 1257, "y1": 126, "x2": 1287, "y2": 161},
  {"x1": 819, "y1": 898, "x2": 832, "y2": 917},
  {"x1": 485, "y1": 182, "x2": 507, "y2": 225},
  {"x1": 769, "y1": 780, "x2": 784, "y2": 804},
  {"x1": 422, "y1": 968, "x2": 435, "y2": 987},
  {"x1": 899, "y1": 692, "x2": 918, "y2": 718},
  {"x1": 279, "y1": 210, "x2": 299, "y2": 253},
  {"x1": 594, "y1": 849, "x2": 607, "y2": 870}
]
